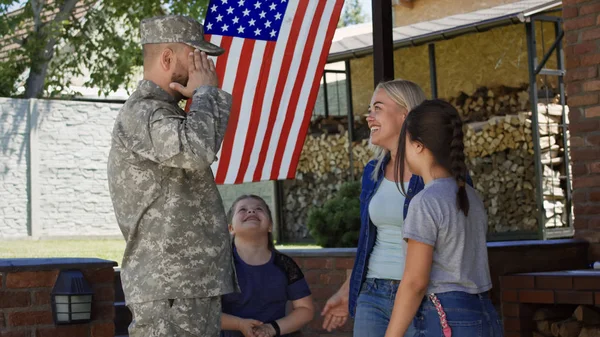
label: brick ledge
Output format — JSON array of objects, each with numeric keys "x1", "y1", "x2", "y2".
[{"x1": 0, "y1": 258, "x2": 118, "y2": 272}]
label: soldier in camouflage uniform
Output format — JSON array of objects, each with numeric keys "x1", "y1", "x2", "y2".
[{"x1": 107, "y1": 15, "x2": 237, "y2": 337}]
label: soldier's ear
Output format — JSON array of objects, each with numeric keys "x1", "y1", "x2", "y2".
[{"x1": 160, "y1": 47, "x2": 174, "y2": 71}]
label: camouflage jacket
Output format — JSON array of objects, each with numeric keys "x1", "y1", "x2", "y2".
[{"x1": 107, "y1": 80, "x2": 237, "y2": 304}]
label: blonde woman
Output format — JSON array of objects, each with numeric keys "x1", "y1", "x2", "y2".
[{"x1": 321, "y1": 79, "x2": 471, "y2": 337}]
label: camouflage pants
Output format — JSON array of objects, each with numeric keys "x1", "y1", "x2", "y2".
[{"x1": 128, "y1": 297, "x2": 221, "y2": 337}]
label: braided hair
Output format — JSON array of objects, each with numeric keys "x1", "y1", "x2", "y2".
[
  {"x1": 394, "y1": 99, "x2": 470, "y2": 216},
  {"x1": 450, "y1": 112, "x2": 469, "y2": 215}
]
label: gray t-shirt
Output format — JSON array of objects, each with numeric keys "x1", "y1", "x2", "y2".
[{"x1": 403, "y1": 177, "x2": 492, "y2": 294}]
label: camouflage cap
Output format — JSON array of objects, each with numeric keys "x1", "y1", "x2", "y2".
[{"x1": 140, "y1": 15, "x2": 225, "y2": 56}]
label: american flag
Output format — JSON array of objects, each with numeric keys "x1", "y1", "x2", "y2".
[{"x1": 187, "y1": 0, "x2": 344, "y2": 184}]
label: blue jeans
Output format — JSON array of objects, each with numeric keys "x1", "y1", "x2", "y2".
[
  {"x1": 413, "y1": 291, "x2": 503, "y2": 337},
  {"x1": 353, "y1": 278, "x2": 417, "y2": 337}
]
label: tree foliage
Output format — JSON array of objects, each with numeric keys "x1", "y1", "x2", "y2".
[
  {"x1": 0, "y1": 0, "x2": 209, "y2": 98},
  {"x1": 337, "y1": 0, "x2": 366, "y2": 28}
]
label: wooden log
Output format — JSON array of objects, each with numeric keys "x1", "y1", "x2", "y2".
[
  {"x1": 538, "y1": 320, "x2": 556, "y2": 336},
  {"x1": 579, "y1": 327, "x2": 600, "y2": 337},
  {"x1": 573, "y1": 305, "x2": 600, "y2": 325},
  {"x1": 551, "y1": 318, "x2": 582, "y2": 337}
]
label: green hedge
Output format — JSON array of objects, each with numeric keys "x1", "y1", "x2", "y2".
[{"x1": 307, "y1": 181, "x2": 361, "y2": 248}]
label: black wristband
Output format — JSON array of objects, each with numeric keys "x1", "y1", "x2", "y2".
[{"x1": 268, "y1": 321, "x2": 281, "y2": 337}]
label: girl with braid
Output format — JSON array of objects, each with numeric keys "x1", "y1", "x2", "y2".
[{"x1": 385, "y1": 100, "x2": 503, "y2": 337}]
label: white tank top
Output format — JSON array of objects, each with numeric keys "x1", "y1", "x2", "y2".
[{"x1": 366, "y1": 178, "x2": 409, "y2": 280}]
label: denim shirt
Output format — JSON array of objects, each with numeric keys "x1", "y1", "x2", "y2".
[{"x1": 348, "y1": 157, "x2": 473, "y2": 317}]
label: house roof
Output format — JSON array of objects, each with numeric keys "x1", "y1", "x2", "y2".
[
  {"x1": 0, "y1": 1, "x2": 93, "y2": 61},
  {"x1": 328, "y1": 0, "x2": 562, "y2": 62}
]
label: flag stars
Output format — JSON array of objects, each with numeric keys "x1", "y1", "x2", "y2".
[{"x1": 208, "y1": 0, "x2": 285, "y2": 39}]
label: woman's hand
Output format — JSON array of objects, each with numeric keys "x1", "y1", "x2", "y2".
[{"x1": 321, "y1": 287, "x2": 350, "y2": 331}]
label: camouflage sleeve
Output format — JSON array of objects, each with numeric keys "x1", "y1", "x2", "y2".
[{"x1": 148, "y1": 86, "x2": 232, "y2": 170}]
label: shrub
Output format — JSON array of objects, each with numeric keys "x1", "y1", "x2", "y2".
[{"x1": 307, "y1": 181, "x2": 361, "y2": 248}]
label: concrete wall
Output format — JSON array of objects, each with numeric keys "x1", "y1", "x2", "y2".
[
  {"x1": 34, "y1": 100, "x2": 120, "y2": 237},
  {"x1": 0, "y1": 98, "x2": 275, "y2": 239},
  {"x1": 0, "y1": 99, "x2": 30, "y2": 237},
  {"x1": 349, "y1": 20, "x2": 559, "y2": 117}
]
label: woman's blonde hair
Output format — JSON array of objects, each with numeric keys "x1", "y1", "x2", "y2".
[{"x1": 369, "y1": 79, "x2": 427, "y2": 181}]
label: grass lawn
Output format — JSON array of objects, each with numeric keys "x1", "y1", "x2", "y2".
[{"x1": 0, "y1": 239, "x2": 320, "y2": 265}]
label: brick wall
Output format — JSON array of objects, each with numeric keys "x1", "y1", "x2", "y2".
[
  {"x1": 289, "y1": 250, "x2": 355, "y2": 337},
  {"x1": 281, "y1": 241, "x2": 588, "y2": 337},
  {"x1": 500, "y1": 270, "x2": 600, "y2": 336},
  {"x1": 0, "y1": 258, "x2": 117, "y2": 337},
  {"x1": 563, "y1": 0, "x2": 600, "y2": 261}
]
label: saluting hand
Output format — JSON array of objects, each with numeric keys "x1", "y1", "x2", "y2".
[{"x1": 170, "y1": 49, "x2": 218, "y2": 98}]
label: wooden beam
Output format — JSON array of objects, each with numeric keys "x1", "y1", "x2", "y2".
[{"x1": 372, "y1": 0, "x2": 394, "y2": 86}]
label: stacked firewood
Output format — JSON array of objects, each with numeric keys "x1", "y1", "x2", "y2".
[
  {"x1": 296, "y1": 132, "x2": 370, "y2": 176},
  {"x1": 463, "y1": 103, "x2": 570, "y2": 232},
  {"x1": 534, "y1": 305, "x2": 600, "y2": 337},
  {"x1": 464, "y1": 114, "x2": 536, "y2": 232},
  {"x1": 448, "y1": 85, "x2": 530, "y2": 123}
]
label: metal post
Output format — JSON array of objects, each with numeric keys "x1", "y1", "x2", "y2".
[
  {"x1": 428, "y1": 44, "x2": 438, "y2": 99},
  {"x1": 273, "y1": 180, "x2": 285, "y2": 244},
  {"x1": 534, "y1": 30, "x2": 564, "y2": 75},
  {"x1": 345, "y1": 59, "x2": 355, "y2": 181},
  {"x1": 372, "y1": 0, "x2": 394, "y2": 86},
  {"x1": 555, "y1": 20, "x2": 573, "y2": 229},
  {"x1": 322, "y1": 71, "x2": 330, "y2": 118},
  {"x1": 525, "y1": 21, "x2": 547, "y2": 240}
]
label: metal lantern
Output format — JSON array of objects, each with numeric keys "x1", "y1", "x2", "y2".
[{"x1": 51, "y1": 270, "x2": 94, "y2": 325}]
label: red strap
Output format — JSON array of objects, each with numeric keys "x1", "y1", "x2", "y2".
[{"x1": 428, "y1": 293, "x2": 452, "y2": 337}]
